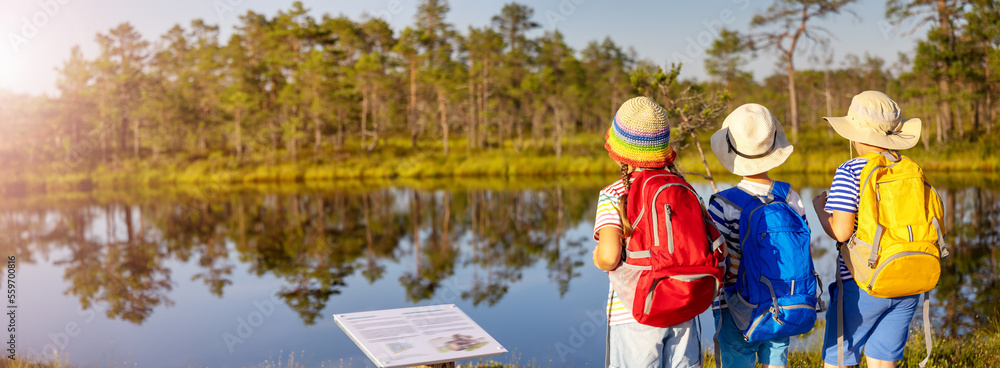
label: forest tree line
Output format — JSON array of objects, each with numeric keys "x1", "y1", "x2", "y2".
[{"x1": 0, "y1": 0, "x2": 996, "y2": 172}]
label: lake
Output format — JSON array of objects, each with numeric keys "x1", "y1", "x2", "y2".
[{"x1": 4, "y1": 173, "x2": 997, "y2": 367}]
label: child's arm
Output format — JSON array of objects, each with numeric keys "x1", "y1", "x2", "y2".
[
  {"x1": 813, "y1": 191, "x2": 857, "y2": 242},
  {"x1": 593, "y1": 227, "x2": 623, "y2": 271},
  {"x1": 706, "y1": 198, "x2": 735, "y2": 276}
]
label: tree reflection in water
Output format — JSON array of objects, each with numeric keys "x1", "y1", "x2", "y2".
[
  {"x1": 936, "y1": 187, "x2": 1000, "y2": 336},
  {"x1": 54, "y1": 204, "x2": 174, "y2": 324},
  {"x1": 0, "y1": 181, "x2": 996, "y2": 335}
]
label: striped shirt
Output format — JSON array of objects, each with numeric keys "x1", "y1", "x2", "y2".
[
  {"x1": 824, "y1": 158, "x2": 869, "y2": 281},
  {"x1": 593, "y1": 178, "x2": 637, "y2": 325},
  {"x1": 593, "y1": 179, "x2": 626, "y2": 241},
  {"x1": 707, "y1": 180, "x2": 808, "y2": 289}
]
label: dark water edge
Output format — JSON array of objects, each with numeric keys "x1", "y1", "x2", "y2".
[{"x1": 2, "y1": 174, "x2": 997, "y2": 367}]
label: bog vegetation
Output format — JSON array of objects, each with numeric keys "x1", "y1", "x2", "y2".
[{"x1": 0, "y1": 0, "x2": 997, "y2": 187}]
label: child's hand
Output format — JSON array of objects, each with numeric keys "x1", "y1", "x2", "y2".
[
  {"x1": 592, "y1": 246, "x2": 606, "y2": 272},
  {"x1": 594, "y1": 227, "x2": 623, "y2": 271},
  {"x1": 812, "y1": 191, "x2": 828, "y2": 212}
]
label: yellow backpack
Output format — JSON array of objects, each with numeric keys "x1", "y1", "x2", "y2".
[
  {"x1": 834, "y1": 151, "x2": 949, "y2": 368},
  {"x1": 840, "y1": 151, "x2": 949, "y2": 297}
]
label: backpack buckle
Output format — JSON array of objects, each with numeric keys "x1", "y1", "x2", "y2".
[{"x1": 769, "y1": 306, "x2": 783, "y2": 325}]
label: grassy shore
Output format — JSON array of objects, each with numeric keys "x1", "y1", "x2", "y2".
[
  {"x1": 4, "y1": 132, "x2": 999, "y2": 195},
  {"x1": 4, "y1": 324, "x2": 997, "y2": 368},
  {"x1": 485, "y1": 321, "x2": 1000, "y2": 368}
]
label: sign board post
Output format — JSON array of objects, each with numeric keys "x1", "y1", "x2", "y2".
[{"x1": 335, "y1": 304, "x2": 506, "y2": 368}]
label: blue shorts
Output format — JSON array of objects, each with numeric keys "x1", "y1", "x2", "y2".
[
  {"x1": 609, "y1": 318, "x2": 701, "y2": 368},
  {"x1": 822, "y1": 280, "x2": 919, "y2": 365},
  {"x1": 712, "y1": 307, "x2": 789, "y2": 368}
]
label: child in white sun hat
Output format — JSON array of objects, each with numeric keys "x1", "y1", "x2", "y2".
[{"x1": 707, "y1": 103, "x2": 819, "y2": 368}]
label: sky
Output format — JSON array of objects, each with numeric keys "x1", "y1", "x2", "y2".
[{"x1": 0, "y1": 0, "x2": 930, "y2": 97}]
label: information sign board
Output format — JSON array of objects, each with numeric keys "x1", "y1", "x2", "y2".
[{"x1": 335, "y1": 304, "x2": 506, "y2": 368}]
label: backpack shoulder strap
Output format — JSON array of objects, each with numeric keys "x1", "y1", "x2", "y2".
[
  {"x1": 881, "y1": 150, "x2": 901, "y2": 162},
  {"x1": 711, "y1": 187, "x2": 759, "y2": 213},
  {"x1": 632, "y1": 170, "x2": 677, "y2": 198},
  {"x1": 860, "y1": 151, "x2": 884, "y2": 161},
  {"x1": 770, "y1": 181, "x2": 791, "y2": 203},
  {"x1": 629, "y1": 169, "x2": 681, "y2": 232},
  {"x1": 858, "y1": 154, "x2": 888, "y2": 201},
  {"x1": 919, "y1": 291, "x2": 933, "y2": 367}
]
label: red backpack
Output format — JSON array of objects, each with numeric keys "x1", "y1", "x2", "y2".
[{"x1": 616, "y1": 170, "x2": 725, "y2": 327}]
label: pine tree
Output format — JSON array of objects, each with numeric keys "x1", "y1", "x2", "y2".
[
  {"x1": 750, "y1": 0, "x2": 857, "y2": 143},
  {"x1": 705, "y1": 29, "x2": 754, "y2": 90},
  {"x1": 464, "y1": 26, "x2": 504, "y2": 150},
  {"x1": 55, "y1": 46, "x2": 94, "y2": 158},
  {"x1": 94, "y1": 23, "x2": 149, "y2": 159}
]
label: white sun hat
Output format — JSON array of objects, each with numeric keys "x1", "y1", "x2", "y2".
[
  {"x1": 824, "y1": 91, "x2": 921, "y2": 150},
  {"x1": 710, "y1": 103, "x2": 794, "y2": 176}
]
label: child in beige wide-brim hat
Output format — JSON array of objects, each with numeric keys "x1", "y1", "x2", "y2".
[
  {"x1": 824, "y1": 91, "x2": 921, "y2": 150},
  {"x1": 812, "y1": 91, "x2": 924, "y2": 368}
]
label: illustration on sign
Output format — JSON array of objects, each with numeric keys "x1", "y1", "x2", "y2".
[{"x1": 432, "y1": 334, "x2": 488, "y2": 353}]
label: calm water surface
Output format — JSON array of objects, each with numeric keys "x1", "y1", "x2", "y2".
[{"x1": 3, "y1": 174, "x2": 997, "y2": 367}]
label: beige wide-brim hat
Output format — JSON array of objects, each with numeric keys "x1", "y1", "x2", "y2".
[
  {"x1": 710, "y1": 103, "x2": 793, "y2": 176},
  {"x1": 824, "y1": 91, "x2": 921, "y2": 150}
]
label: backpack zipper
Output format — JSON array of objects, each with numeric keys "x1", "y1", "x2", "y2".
[
  {"x1": 743, "y1": 303, "x2": 814, "y2": 341},
  {"x1": 779, "y1": 304, "x2": 814, "y2": 310},
  {"x1": 873, "y1": 175, "x2": 922, "y2": 201},
  {"x1": 867, "y1": 251, "x2": 937, "y2": 290},
  {"x1": 739, "y1": 204, "x2": 767, "y2": 249},
  {"x1": 664, "y1": 204, "x2": 674, "y2": 254},
  {"x1": 648, "y1": 183, "x2": 690, "y2": 248},
  {"x1": 644, "y1": 273, "x2": 717, "y2": 315},
  {"x1": 847, "y1": 244, "x2": 867, "y2": 269},
  {"x1": 745, "y1": 312, "x2": 768, "y2": 341}
]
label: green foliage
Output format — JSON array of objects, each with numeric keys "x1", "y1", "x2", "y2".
[
  {"x1": 6, "y1": 132, "x2": 998, "y2": 196},
  {"x1": 0, "y1": 0, "x2": 997, "y2": 184},
  {"x1": 705, "y1": 28, "x2": 754, "y2": 86}
]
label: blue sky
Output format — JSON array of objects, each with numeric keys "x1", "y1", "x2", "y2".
[{"x1": 0, "y1": 0, "x2": 928, "y2": 96}]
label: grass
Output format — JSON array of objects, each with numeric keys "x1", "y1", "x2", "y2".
[
  {"x1": 473, "y1": 316, "x2": 1000, "y2": 368},
  {"x1": 3, "y1": 132, "x2": 998, "y2": 196},
  {"x1": 775, "y1": 322, "x2": 1000, "y2": 367},
  {"x1": 4, "y1": 324, "x2": 997, "y2": 368}
]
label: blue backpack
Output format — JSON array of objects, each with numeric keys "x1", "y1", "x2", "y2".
[{"x1": 711, "y1": 181, "x2": 824, "y2": 343}]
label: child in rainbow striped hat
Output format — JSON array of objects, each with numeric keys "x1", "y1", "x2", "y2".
[{"x1": 593, "y1": 96, "x2": 716, "y2": 368}]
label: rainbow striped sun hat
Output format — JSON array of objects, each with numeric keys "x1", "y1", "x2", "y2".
[{"x1": 605, "y1": 96, "x2": 676, "y2": 168}]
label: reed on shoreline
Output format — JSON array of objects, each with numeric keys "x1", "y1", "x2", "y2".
[{"x1": 6, "y1": 133, "x2": 998, "y2": 196}]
